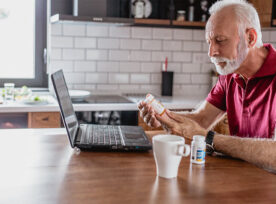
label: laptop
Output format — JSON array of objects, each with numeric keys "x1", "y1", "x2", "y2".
[{"x1": 51, "y1": 70, "x2": 152, "y2": 151}]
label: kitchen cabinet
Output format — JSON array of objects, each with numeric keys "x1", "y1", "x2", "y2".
[
  {"x1": 272, "y1": 0, "x2": 276, "y2": 26},
  {"x1": 249, "y1": 0, "x2": 273, "y2": 27},
  {"x1": 51, "y1": 0, "x2": 275, "y2": 28},
  {"x1": 50, "y1": 0, "x2": 216, "y2": 29},
  {"x1": 28, "y1": 112, "x2": 61, "y2": 128},
  {"x1": 0, "y1": 112, "x2": 61, "y2": 129}
]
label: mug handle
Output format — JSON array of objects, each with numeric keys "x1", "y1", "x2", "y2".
[{"x1": 178, "y1": 144, "x2": 190, "y2": 157}]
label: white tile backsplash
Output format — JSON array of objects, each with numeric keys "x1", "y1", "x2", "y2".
[
  {"x1": 63, "y1": 24, "x2": 85, "y2": 36},
  {"x1": 64, "y1": 72, "x2": 85, "y2": 84},
  {"x1": 87, "y1": 26, "x2": 109, "y2": 37},
  {"x1": 141, "y1": 62, "x2": 161, "y2": 73},
  {"x1": 109, "y1": 27, "x2": 130, "y2": 38},
  {"x1": 108, "y1": 73, "x2": 129, "y2": 84},
  {"x1": 75, "y1": 37, "x2": 96, "y2": 48},
  {"x1": 119, "y1": 62, "x2": 140, "y2": 72},
  {"x1": 50, "y1": 23, "x2": 276, "y2": 97},
  {"x1": 86, "y1": 73, "x2": 108, "y2": 84},
  {"x1": 51, "y1": 36, "x2": 73, "y2": 48},
  {"x1": 130, "y1": 51, "x2": 151, "y2": 61},
  {"x1": 98, "y1": 38, "x2": 119, "y2": 49},
  {"x1": 152, "y1": 51, "x2": 171, "y2": 62},
  {"x1": 191, "y1": 74, "x2": 211, "y2": 84},
  {"x1": 109, "y1": 50, "x2": 130, "y2": 61},
  {"x1": 182, "y1": 63, "x2": 201, "y2": 73},
  {"x1": 163, "y1": 41, "x2": 182, "y2": 51},
  {"x1": 174, "y1": 74, "x2": 191, "y2": 84},
  {"x1": 192, "y1": 30, "x2": 205, "y2": 41},
  {"x1": 173, "y1": 52, "x2": 192, "y2": 62},
  {"x1": 97, "y1": 61, "x2": 119, "y2": 72},
  {"x1": 51, "y1": 24, "x2": 62, "y2": 35},
  {"x1": 63, "y1": 49, "x2": 85, "y2": 60},
  {"x1": 142, "y1": 40, "x2": 162, "y2": 50},
  {"x1": 97, "y1": 84, "x2": 119, "y2": 90},
  {"x1": 183, "y1": 41, "x2": 202, "y2": 51},
  {"x1": 168, "y1": 63, "x2": 182, "y2": 72},
  {"x1": 173, "y1": 29, "x2": 193, "y2": 40},
  {"x1": 87, "y1": 50, "x2": 108, "y2": 60},
  {"x1": 262, "y1": 31, "x2": 270, "y2": 42},
  {"x1": 50, "y1": 48, "x2": 62, "y2": 60},
  {"x1": 120, "y1": 39, "x2": 141, "y2": 50},
  {"x1": 51, "y1": 60, "x2": 74, "y2": 72},
  {"x1": 270, "y1": 31, "x2": 276, "y2": 42},
  {"x1": 153, "y1": 28, "x2": 173, "y2": 40},
  {"x1": 131, "y1": 27, "x2": 152, "y2": 39},
  {"x1": 130, "y1": 73, "x2": 150, "y2": 84},
  {"x1": 74, "y1": 61, "x2": 96, "y2": 72},
  {"x1": 151, "y1": 73, "x2": 161, "y2": 84}
]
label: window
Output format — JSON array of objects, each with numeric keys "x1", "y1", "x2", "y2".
[{"x1": 0, "y1": 0, "x2": 47, "y2": 87}]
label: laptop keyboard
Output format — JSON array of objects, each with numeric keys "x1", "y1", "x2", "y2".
[{"x1": 81, "y1": 125, "x2": 122, "y2": 145}]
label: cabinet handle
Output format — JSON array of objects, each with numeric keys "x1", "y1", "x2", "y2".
[{"x1": 42, "y1": 117, "x2": 49, "y2": 121}]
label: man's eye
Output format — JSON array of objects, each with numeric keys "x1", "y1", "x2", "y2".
[{"x1": 216, "y1": 39, "x2": 225, "y2": 43}]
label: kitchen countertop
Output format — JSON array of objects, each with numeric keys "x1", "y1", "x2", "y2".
[{"x1": 0, "y1": 94, "x2": 206, "y2": 113}]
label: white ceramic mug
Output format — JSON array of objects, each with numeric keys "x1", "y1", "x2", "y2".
[{"x1": 153, "y1": 135, "x2": 190, "y2": 179}]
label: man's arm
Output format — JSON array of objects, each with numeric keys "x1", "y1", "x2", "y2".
[
  {"x1": 156, "y1": 110, "x2": 276, "y2": 173},
  {"x1": 213, "y1": 134, "x2": 276, "y2": 173},
  {"x1": 177, "y1": 101, "x2": 225, "y2": 129}
]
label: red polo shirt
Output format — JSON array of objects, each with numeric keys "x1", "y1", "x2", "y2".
[{"x1": 206, "y1": 44, "x2": 276, "y2": 138}]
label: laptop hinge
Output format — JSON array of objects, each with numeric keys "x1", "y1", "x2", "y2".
[{"x1": 74, "y1": 126, "x2": 82, "y2": 146}]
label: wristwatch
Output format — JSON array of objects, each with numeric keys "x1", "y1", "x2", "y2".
[{"x1": 205, "y1": 130, "x2": 215, "y2": 154}]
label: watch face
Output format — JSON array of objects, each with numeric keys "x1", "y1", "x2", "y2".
[{"x1": 131, "y1": 0, "x2": 152, "y2": 18}]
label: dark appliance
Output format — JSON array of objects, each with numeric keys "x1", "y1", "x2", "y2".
[{"x1": 72, "y1": 95, "x2": 138, "y2": 126}]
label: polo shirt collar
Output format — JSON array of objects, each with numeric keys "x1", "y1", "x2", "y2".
[
  {"x1": 251, "y1": 43, "x2": 276, "y2": 78},
  {"x1": 232, "y1": 44, "x2": 276, "y2": 82}
]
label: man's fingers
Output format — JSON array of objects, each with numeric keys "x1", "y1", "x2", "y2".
[
  {"x1": 141, "y1": 104, "x2": 151, "y2": 119},
  {"x1": 148, "y1": 115, "x2": 161, "y2": 128},
  {"x1": 143, "y1": 107, "x2": 154, "y2": 124},
  {"x1": 137, "y1": 101, "x2": 143, "y2": 110}
]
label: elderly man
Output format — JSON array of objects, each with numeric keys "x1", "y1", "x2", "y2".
[{"x1": 138, "y1": 0, "x2": 276, "y2": 172}]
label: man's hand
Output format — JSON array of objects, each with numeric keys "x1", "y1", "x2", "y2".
[
  {"x1": 156, "y1": 110, "x2": 208, "y2": 141},
  {"x1": 137, "y1": 101, "x2": 161, "y2": 128}
]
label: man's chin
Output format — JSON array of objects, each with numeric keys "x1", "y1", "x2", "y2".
[{"x1": 215, "y1": 65, "x2": 235, "y2": 75}]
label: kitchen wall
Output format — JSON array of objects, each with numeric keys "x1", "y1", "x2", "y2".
[{"x1": 49, "y1": 23, "x2": 276, "y2": 96}]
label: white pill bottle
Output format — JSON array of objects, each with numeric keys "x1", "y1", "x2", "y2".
[
  {"x1": 190, "y1": 135, "x2": 206, "y2": 164},
  {"x1": 144, "y1": 94, "x2": 166, "y2": 116}
]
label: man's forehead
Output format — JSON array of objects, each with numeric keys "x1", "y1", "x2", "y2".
[
  {"x1": 205, "y1": 6, "x2": 239, "y2": 40},
  {"x1": 205, "y1": 18, "x2": 238, "y2": 40}
]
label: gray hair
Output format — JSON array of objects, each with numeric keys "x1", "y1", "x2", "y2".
[{"x1": 209, "y1": 0, "x2": 263, "y2": 47}]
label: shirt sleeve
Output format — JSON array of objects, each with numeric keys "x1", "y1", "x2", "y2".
[{"x1": 206, "y1": 76, "x2": 227, "y2": 111}]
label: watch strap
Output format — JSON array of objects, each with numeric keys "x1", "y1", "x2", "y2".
[{"x1": 205, "y1": 130, "x2": 215, "y2": 154}]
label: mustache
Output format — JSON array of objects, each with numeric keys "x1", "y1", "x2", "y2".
[{"x1": 210, "y1": 57, "x2": 230, "y2": 64}]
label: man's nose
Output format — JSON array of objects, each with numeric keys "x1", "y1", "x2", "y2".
[{"x1": 208, "y1": 43, "x2": 219, "y2": 57}]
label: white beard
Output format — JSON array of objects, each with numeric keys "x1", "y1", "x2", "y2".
[{"x1": 210, "y1": 37, "x2": 249, "y2": 75}]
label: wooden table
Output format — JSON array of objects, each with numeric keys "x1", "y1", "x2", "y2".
[{"x1": 0, "y1": 128, "x2": 276, "y2": 204}]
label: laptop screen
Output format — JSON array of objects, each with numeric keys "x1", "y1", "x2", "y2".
[{"x1": 51, "y1": 70, "x2": 79, "y2": 147}]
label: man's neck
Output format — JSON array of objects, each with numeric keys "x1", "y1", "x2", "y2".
[{"x1": 236, "y1": 46, "x2": 269, "y2": 80}]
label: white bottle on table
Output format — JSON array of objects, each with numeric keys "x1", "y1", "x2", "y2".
[{"x1": 190, "y1": 135, "x2": 206, "y2": 164}]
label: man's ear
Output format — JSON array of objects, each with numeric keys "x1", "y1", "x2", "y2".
[{"x1": 246, "y1": 28, "x2": 257, "y2": 47}]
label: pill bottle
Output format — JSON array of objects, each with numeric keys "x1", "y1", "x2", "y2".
[
  {"x1": 190, "y1": 135, "x2": 206, "y2": 164},
  {"x1": 144, "y1": 94, "x2": 165, "y2": 116}
]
